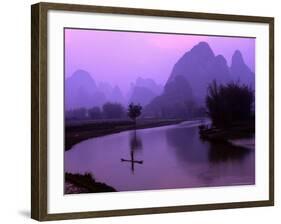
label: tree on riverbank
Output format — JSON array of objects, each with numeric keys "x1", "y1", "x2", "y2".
[
  {"x1": 88, "y1": 106, "x2": 102, "y2": 119},
  {"x1": 103, "y1": 102, "x2": 125, "y2": 119},
  {"x1": 206, "y1": 80, "x2": 254, "y2": 128},
  {"x1": 127, "y1": 103, "x2": 142, "y2": 124}
]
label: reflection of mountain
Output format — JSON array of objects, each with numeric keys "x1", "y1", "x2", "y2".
[
  {"x1": 208, "y1": 142, "x2": 251, "y2": 163},
  {"x1": 165, "y1": 125, "x2": 250, "y2": 165},
  {"x1": 165, "y1": 126, "x2": 208, "y2": 164},
  {"x1": 128, "y1": 77, "x2": 163, "y2": 106}
]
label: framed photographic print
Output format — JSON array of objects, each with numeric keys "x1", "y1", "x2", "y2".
[{"x1": 31, "y1": 2, "x2": 274, "y2": 221}]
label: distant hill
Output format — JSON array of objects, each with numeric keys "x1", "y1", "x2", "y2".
[
  {"x1": 128, "y1": 77, "x2": 163, "y2": 106},
  {"x1": 145, "y1": 75, "x2": 194, "y2": 118},
  {"x1": 168, "y1": 41, "x2": 254, "y2": 102},
  {"x1": 230, "y1": 50, "x2": 255, "y2": 86},
  {"x1": 145, "y1": 41, "x2": 254, "y2": 118},
  {"x1": 65, "y1": 42, "x2": 254, "y2": 118},
  {"x1": 65, "y1": 70, "x2": 107, "y2": 109},
  {"x1": 65, "y1": 71, "x2": 159, "y2": 110},
  {"x1": 109, "y1": 86, "x2": 125, "y2": 104}
]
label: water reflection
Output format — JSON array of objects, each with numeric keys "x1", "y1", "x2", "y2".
[
  {"x1": 208, "y1": 142, "x2": 250, "y2": 163},
  {"x1": 166, "y1": 127, "x2": 208, "y2": 164},
  {"x1": 65, "y1": 121, "x2": 255, "y2": 192},
  {"x1": 165, "y1": 127, "x2": 250, "y2": 164},
  {"x1": 121, "y1": 130, "x2": 143, "y2": 174},
  {"x1": 165, "y1": 125, "x2": 254, "y2": 186}
]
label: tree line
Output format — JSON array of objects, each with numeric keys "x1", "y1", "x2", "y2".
[
  {"x1": 66, "y1": 102, "x2": 142, "y2": 122},
  {"x1": 66, "y1": 80, "x2": 254, "y2": 128}
]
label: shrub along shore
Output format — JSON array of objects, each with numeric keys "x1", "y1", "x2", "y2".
[
  {"x1": 65, "y1": 172, "x2": 116, "y2": 194},
  {"x1": 199, "y1": 121, "x2": 255, "y2": 150}
]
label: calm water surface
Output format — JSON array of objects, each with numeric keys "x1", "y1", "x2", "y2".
[{"x1": 65, "y1": 121, "x2": 255, "y2": 192}]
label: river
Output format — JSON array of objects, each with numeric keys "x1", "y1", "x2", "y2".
[{"x1": 65, "y1": 120, "x2": 255, "y2": 192}]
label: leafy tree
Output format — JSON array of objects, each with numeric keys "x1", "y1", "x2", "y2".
[
  {"x1": 127, "y1": 103, "x2": 142, "y2": 123},
  {"x1": 206, "y1": 80, "x2": 254, "y2": 128},
  {"x1": 88, "y1": 107, "x2": 102, "y2": 120},
  {"x1": 72, "y1": 108, "x2": 87, "y2": 120},
  {"x1": 102, "y1": 102, "x2": 125, "y2": 119}
]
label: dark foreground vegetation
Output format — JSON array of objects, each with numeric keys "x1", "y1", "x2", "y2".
[
  {"x1": 199, "y1": 121, "x2": 254, "y2": 142},
  {"x1": 65, "y1": 172, "x2": 116, "y2": 194},
  {"x1": 200, "y1": 81, "x2": 254, "y2": 143},
  {"x1": 65, "y1": 118, "x2": 184, "y2": 151}
]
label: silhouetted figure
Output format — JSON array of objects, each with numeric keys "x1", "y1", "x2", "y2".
[{"x1": 121, "y1": 150, "x2": 143, "y2": 174}]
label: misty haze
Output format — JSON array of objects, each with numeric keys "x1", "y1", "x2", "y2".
[{"x1": 64, "y1": 29, "x2": 255, "y2": 194}]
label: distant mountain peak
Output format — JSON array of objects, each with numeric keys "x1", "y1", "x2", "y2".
[
  {"x1": 230, "y1": 50, "x2": 254, "y2": 85},
  {"x1": 167, "y1": 42, "x2": 255, "y2": 102},
  {"x1": 215, "y1": 54, "x2": 226, "y2": 61},
  {"x1": 190, "y1": 41, "x2": 215, "y2": 58},
  {"x1": 69, "y1": 69, "x2": 96, "y2": 87},
  {"x1": 65, "y1": 69, "x2": 107, "y2": 109},
  {"x1": 72, "y1": 69, "x2": 91, "y2": 78},
  {"x1": 128, "y1": 77, "x2": 163, "y2": 107},
  {"x1": 214, "y1": 54, "x2": 228, "y2": 65},
  {"x1": 231, "y1": 50, "x2": 245, "y2": 67},
  {"x1": 197, "y1": 41, "x2": 212, "y2": 49}
]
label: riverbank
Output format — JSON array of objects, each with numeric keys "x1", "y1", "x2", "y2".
[
  {"x1": 228, "y1": 138, "x2": 255, "y2": 150},
  {"x1": 65, "y1": 118, "x2": 185, "y2": 151},
  {"x1": 65, "y1": 172, "x2": 116, "y2": 194},
  {"x1": 199, "y1": 122, "x2": 255, "y2": 150}
]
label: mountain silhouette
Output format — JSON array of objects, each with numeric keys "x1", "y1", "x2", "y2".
[
  {"x1": 65, "y1": 70, "x2": 106, "y2": 109},
  {"x1": 230, "y1": 50, "x2": 254, "y2": 86},
  {"x1": 109, "y1": 86, "x2": 125, "y2": 104},
  {"x1": 65, "y1": 42, "x2": 254, "y2": 116},
  {"x1": 168, "y1": 41, "x2": 254, "y2": 101},
  {"x1": 145, "y1": 75, "x2": 193, "y2": 118},
  {"x1": 128, "y1": 77, "x2": 163, "y2": 106},
  {"x1": 145, "y1": 41, "x2": 254, "y2": 118},
  {"x1": 134, "y1": 77, "x2": 163, "y2": 95}
]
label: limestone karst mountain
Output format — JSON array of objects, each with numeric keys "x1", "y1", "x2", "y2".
[
  {"x1": 65, "y1": 42, "x2": 254, "y2": 119},
  {"x1": 128, "y1": 77, "x2": 163, "y2": 106},
  {"x1": 168, "y1": 42, "x2": 254, "y2": 101},
  {"x1": 230, "y1": 50, "x2": 255, "y2": 86},
  {"x1": 145, "y1": 75, "x2": 194, "y2": 118},
  {"x1": 145, "y1": 42, "x2": 254, "y2": 118},
  {"x1": 65, "y1": 69, "x2": 106, "y2": 109}
]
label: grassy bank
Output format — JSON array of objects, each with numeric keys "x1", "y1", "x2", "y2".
[
  {"x1": 65, "y1": 172, "x2": 116, "y2": 194},
  {"x1": 199, "y1": 121, "x2": 255, "y2": 148},
  {"x1": 65, "y1": 118, "x2": 184, "y2": 151}
]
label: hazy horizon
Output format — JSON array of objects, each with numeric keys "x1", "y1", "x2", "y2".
[{"x1": 64, "y1": 28, "x2": 255, "y2": 93}]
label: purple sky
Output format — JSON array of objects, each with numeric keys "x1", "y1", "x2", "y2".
[{"x1": 65, "y1": 28, "x2": 255, "y2": 92}]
